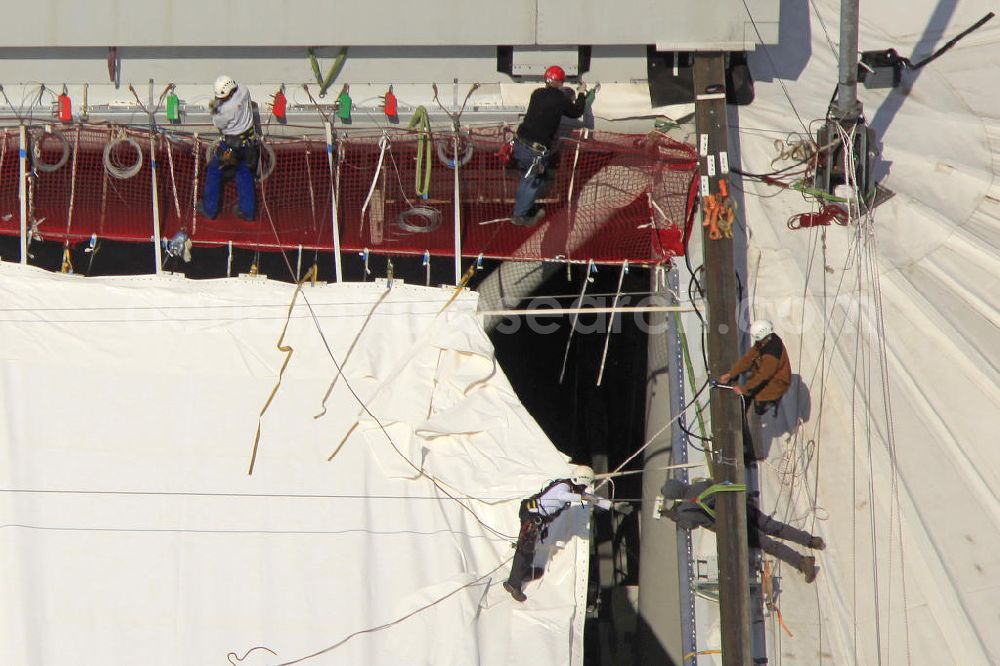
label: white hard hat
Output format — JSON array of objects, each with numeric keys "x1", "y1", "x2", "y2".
[
  {"x1": 571, "y1": 465, "x2": 595, "y2": 487},
  {"x1": 750, "y1": 319, "x2": 773, "y2": 342},
  {"x1": 214, "y1": 75, "x2": 237, "y2": 99}
]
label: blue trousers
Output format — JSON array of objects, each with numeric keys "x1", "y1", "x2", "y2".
[
  {"x1": 512, "y1": 141, "x2": 551, "y2": 217},
  {"x1": 202, "y1": 143, "x2": 257, "y2": 220}
]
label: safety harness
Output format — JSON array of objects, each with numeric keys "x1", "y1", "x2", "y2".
[
  {"x1": 686, "y1": 480, "x2": 747, "y2": 520},
  {"x1": 521, "y1": 479, "x2": 579, "y2": 523}
]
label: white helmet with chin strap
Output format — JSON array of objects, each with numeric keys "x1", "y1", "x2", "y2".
[
  {"x1": 214, "y1": 75, "x2": 237, "y2": 99},
  {"x1": 750, "y1": 319, "x2": 773, "y2": 343},
  {"x1": 571, "y1": 465, "x2": 595, "y2": 487}
]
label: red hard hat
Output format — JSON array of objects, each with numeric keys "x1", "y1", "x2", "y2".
[{"x1": 544, "y1": 65, "x2": 566, "y2": 83}]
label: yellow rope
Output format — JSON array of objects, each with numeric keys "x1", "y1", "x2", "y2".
[{"x1": 247, "y1": 264, "x2": 318, "y2": 475}]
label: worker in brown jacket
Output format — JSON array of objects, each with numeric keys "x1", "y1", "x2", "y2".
[{"x1": 718, "y1": 319, "x2": 791, "y2": 416}]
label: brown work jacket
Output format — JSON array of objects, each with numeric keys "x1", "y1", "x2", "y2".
[{"x1": 729, "y1": 334, "x2": 791, "y2": 403}]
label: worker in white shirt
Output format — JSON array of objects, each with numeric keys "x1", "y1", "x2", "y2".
[
  {"x1": 200, "y1": 75, "x2": 259, "y2": 221},
  {"x1": 503, "y1": 465, "x2": 612, "y2": 602}
]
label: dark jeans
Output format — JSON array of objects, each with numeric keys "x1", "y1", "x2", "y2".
[
  {"x1": 202, "y1": 139, "x2": 259, "y2": 220},
  {"x1": 748, "y1": 505, "x2": 813, "y2": 569},
  {"x1": 506, "y1": 515, "x2": 541, "y2": 591},
  {"x1": 511, "y1": 141, "x2": 551, "y2": 217}
]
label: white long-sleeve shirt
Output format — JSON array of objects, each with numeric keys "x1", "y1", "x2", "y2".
[
  {"x1": 212, "y1": 84, "x2": 254, "y2": 136},
  {"x1": 529, "y1": 480, "x2": 611, "y2": 519}
]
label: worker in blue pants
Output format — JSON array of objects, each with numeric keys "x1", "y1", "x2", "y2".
[
  {"x1": 509, "y1": 65, "x2": 587, "y2": 226},
  {"x1": 200, "y1": 75, "x2": 258, "y2": 221}
]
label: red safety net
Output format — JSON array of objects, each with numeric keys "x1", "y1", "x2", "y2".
[{"x1": 0, "y1": 123, "x2": 697, "y2": 265}]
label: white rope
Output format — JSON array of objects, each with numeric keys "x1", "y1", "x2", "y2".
[
  {"x1": 360, "y1": 133, "x2": 389, "y2": 227},
  {"x1": 558, "y1": 259, "x2": 593, "y2": 384},
  {"x1": 303, "y1": 136, "x2": 317, "y2": 230},
  {"x1": 325, "y1": 122, "x2": 343, "y2": 282},
  {"x1": 149, "y1": 131, "x2": 163, "y2": 274},
  {"x1": 65, "y1": 126, "x2": 79, "y2": 242},
  {"x1": 596, "y1": 260, "x2": 628, "y2": 386},
  {"x1": 595, "y1": 381, "x2": 710, "y2": 493},
  {"x1": 191, "y1": 133, "x2": 200, "y2": 235},
  {"x1": 165, "y1": 135, "x2": 181, "y2": 219}
]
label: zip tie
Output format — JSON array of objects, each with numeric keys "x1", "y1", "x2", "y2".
[
  {"x1": 85, "y1": 233, "x2": 97, "y2": 253},
  {"x1": 623, "y1": 260, "x2": 629, "y2": 275},
  {"x1": 423, "y1": 250, "x2": 431, "y2": 286},
  {"x1": 227, "y1": 240, "x2": 233, "y2": 277},
  {"x1": 475, "y1": 253, "x2": 483, "y2": 270},
  {"x1": 386, "y1": 258, "x2": 394, "y2": 289},
  {"x1": 588, "y1": 262, "x2": 597, "y2": 283}
]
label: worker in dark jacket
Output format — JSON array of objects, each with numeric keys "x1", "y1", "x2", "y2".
[
  {"x1": 719, "y1": 319, "x2": 791, "y2": 416},
  {"x1": 509, "y1": 65, "x2": 587, "y2": 226},
  {"x1": 503, "y1": 465, "x2": 612, "y2": 602},
  {"x1": 201, "y1": 75, "x2": 259, "y2": 221},
  {"x1": 660, "y1": 477, "x2": 824, "y2": 583}
]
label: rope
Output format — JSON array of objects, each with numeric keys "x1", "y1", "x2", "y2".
[
  {"x1": 307, "y1": 47, "x2": 348, "y2": 98},
  {"x1": 303, "y1": 136, "x2": 317, "y2": 230},
  {"x1": 64, "y1": 127, "x2": 79, "y2": 247},
  {"x1": 397, "y1": 206, "x2": 441, "y2": 233},
  {"x1": 191, "y1": 133, "x2": 200, "y2": 234},
  {"x1": 360, "y1": 133, "x2": 389, "y2": 228},
  {"x1": 164, "y1": 134, "x2": 181, "y2": 219},
  {"x1": 787, "y1": 204, "x2": 848, "y2": 230},
  {"x1": 596, "y1": 261, "x2": 627, "y2": 386},
  {"x1": 247, "y1": 265, "x2": 319, "y2": 475},
  {"x1": 558, "y1": 259, "x2": 593, "y2": 385},
  {"x1": 253, "y1": 158, "x2": 516, "y2": 545},
  {"x1": 31, "y1": 130, "x2": 70, "y2": 173},
  {"x1": 103, "y1": 132, "x2": 144, "y2": 179},
  {"x1": 407, "y1": 106, "x2": 432, "y2": 197},
  {"x1": 272, "y1": 556, "x2": 511, "y2": 665},
  {"x1": 595, "y1": 380, "x2": 711, "y2": 492}
]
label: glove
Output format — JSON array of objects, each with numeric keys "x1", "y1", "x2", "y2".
[
  {"x1": 612, "y1": 501, "x2": 634, "y2": 516},
  {"x1": 576, "y1": 82, "x2": 588, "y2": 95},
  {"x1": 596, "y1": 498, "x2": 612, "y2": 511},
  {"x1": 208, "y1": 97, "x2": 221, "y2": 114}
]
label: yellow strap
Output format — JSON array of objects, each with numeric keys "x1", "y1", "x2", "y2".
[
  {"x1": 247, "y1": 264, "x2": 318, "y2": 474},
  {"x1": 683, "y1": 649, "x2": 722, "y2": 662},
  {"x1": 60, "y1": 247, "x2": 73, "y2": 274}
]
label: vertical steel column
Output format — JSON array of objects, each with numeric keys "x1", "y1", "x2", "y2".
[
  {"x1": 452, "y1": 135, "x2": 462, "y2": 285},
  {"x1": 667, "y1": 266, "x2": 698, "y2": 662},
  {"x1": 150, "y1": 131, "x2": 163, "y2": 274},
  {"x1": 636, "y1": 268, "x2": 683, "y2": 664},
  {"x1": 18, "y1": 125, "x2": 27, "y2": 264},
  {"x1": 324, "y1": 121, "x2": 343, "y2": 282}
]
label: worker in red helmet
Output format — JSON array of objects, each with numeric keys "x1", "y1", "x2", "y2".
[{"x1": 509, "y1": 65, "x2": 587, "y2": 226}]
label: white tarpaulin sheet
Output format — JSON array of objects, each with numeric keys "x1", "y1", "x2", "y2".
[
  {"x1": 709, "y1": 1, "x2": 1000, "y2": 663},
  {"x1": 0, "y1": 266, "x2": 589, "y2": 666}
]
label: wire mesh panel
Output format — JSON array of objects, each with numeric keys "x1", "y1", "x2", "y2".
[{"x1": 0, "y1": 122, "x2": 697, "y2": 264}]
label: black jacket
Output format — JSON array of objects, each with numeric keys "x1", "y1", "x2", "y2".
[{"x1": 516, "y1": 86, "x2": 586, "y2": 148}]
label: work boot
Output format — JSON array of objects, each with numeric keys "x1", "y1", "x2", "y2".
[
  {"x1": 798, "y1": 556, "x2": 818, "y2": 584},
  {"x1": 231, "y1": 204, "x2": 255, "y2": 222},
  {"x1": 808, "y1": 536, "x2": 826, "y2": 550},
  {"x1": 503, "y1": 581, "x2": 527, "y2": 602}
]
